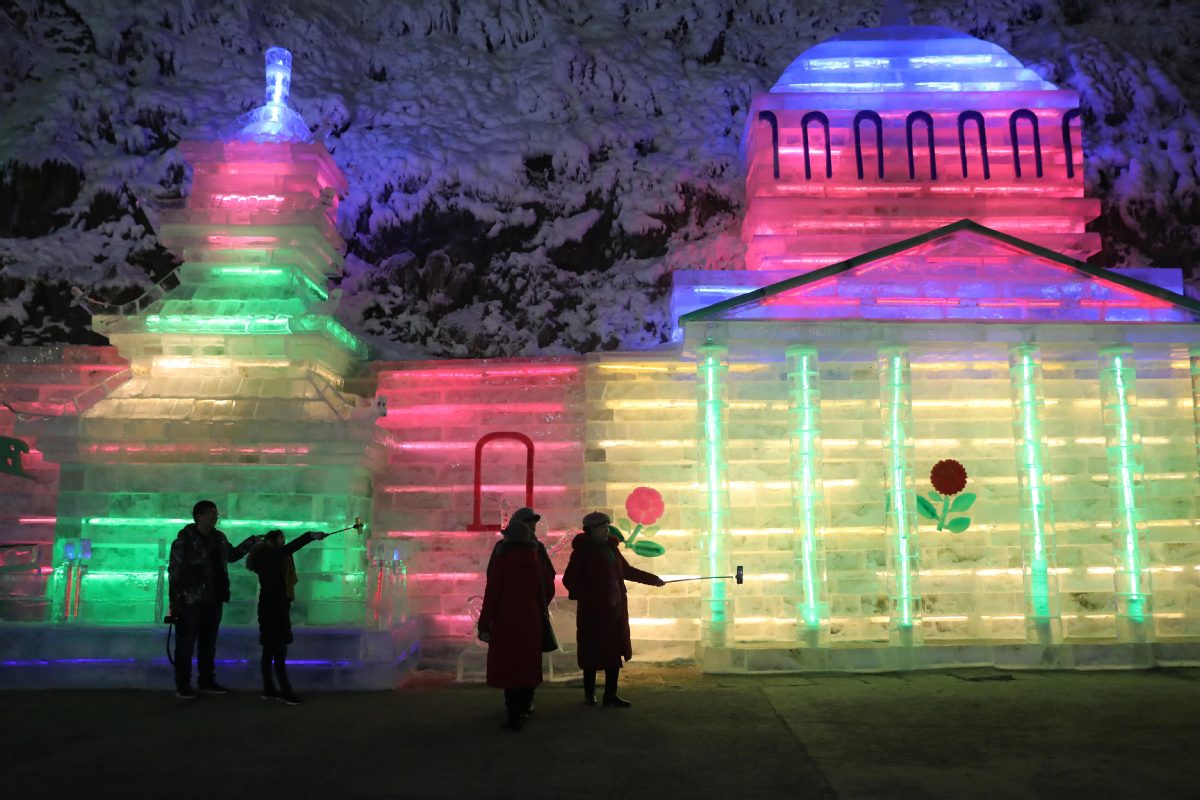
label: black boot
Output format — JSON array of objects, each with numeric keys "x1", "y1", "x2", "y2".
[
  {"x1": 602, "y1": 667, "x2": 630, "y2": 707},
  {"x1": 502, "y1": 690, "x2": 524, "y2": 731},
  {"x1": 583, "y1": 669, "x2": 597, "y2": 706},
  {"x1": 260, "y1": 648, "x2": 277, "y2": 700}
]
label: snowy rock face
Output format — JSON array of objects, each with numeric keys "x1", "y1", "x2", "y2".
[{"x1": 0, "y1": 0, "x2": 1197, "y2": 356}]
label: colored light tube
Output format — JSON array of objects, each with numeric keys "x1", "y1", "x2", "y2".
[
  {"x1": 1007, "y1": 344, "x2": 1061, "y2": 643},
  {"x1": 697, "y1": 342, "x2": 731, "y2": 647},
  {"x1": 84, "y1": 517, "x2": 338, "y2": 530},
  {"x1": 1097, "y1": 347, "x2": 1153, "y2": 641},
  {"x1": 1190, "y1": 348, "x2": 1200, "y2": 484},
  {"x1": 878, "y1": 346, "x2": 921, "y2": 645},
  {"x1": 389, "y1": 365, "x2": 579, "y2": 380},
  {"x1": 786, "y1": 346, "x2": 827, "y2": 646}
]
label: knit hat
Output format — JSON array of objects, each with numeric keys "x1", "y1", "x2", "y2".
[
  {"x1": 511, "y1": 507, "x2": 541, "y2": 525},
  {"x1": 581, "y1": 511, "x2": 611, "y2": 529}
]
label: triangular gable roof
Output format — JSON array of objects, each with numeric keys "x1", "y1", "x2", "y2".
[{"x1": 681, "y1": 220, "x2": 1200, "y2": 325}]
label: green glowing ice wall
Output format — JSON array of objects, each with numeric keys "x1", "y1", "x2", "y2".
[
  {"x1": 878, "y1": 347, "x2": 922, "y2": 645},
  {"x1": 49, "y1": 464, "x2": 372, "y2": 626},
  {"x1": 1097, "y1": 347, "x2": 1153, "y2": 641},
  {"x1": 1007, "y1": 344, "x2": 1061, "y2": 643},
  {"x1": 697, "y1": 343, "x2": 731, "y2": 647},
  {"x1": 785, "y1": 346, "x2": 828, "y2": 646}
]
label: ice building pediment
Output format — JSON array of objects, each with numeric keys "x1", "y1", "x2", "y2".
[{"x1": 683, "y1": 220, "x2": 1200, "y2": 325}]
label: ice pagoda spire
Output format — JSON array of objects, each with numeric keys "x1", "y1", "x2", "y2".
[
  {"x1": 232, "y1": 46, "x2": 313, "y2": 142},
  {"x1": 880, "y1": 0, "x2": 911, "y2": 26}
]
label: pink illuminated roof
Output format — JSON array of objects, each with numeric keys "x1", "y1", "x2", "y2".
[{"x1": 681, "y1": 220, "x2": 1200, "y2": 325}]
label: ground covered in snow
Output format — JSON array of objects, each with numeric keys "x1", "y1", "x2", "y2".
[{"x1": 1, "y1": 0, "x2": 1198, "y2": 356}]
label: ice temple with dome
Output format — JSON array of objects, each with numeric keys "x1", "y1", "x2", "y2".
[{"x1": 4, "y1": 13, "x2": 1200, "y2": 688}]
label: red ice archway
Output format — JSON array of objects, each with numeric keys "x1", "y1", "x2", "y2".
[{"x1": 466, "y1": 432, "x2": 535, "y2": 531}]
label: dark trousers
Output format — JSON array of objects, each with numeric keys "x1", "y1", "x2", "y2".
[
  {"x1": 174, "y1": 602, "x2": 223, "y2": 691},
  {"x1": 503, "y1": 687, "x2": 535, "y2": 721},
  {"x1": 583, "y1": 667, "x2": 620, "y2": 698},
  {"x1": 261, "y1": 644, "x2": 291, "y2": 693}
]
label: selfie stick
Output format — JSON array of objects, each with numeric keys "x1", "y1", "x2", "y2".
[{"x1": 662, "y1": 565, "x2": 744, "y2": 584}]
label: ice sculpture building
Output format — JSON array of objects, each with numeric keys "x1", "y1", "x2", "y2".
[{"x1": 3, "y1": 14, "x2": 1200, "y2": 686}]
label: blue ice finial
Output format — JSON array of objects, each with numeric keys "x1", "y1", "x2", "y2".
[
  {"x1": 880, "y1": 0, "x2": 911, "y2": 26},
  {"x1": 264, "y1": 47, "x2": 293, "y2": 108},
  {"x1": 229, "y1": 46, "x2": 313, "y2": 143}
]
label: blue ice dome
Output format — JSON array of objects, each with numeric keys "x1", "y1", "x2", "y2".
[
  {"x1": 771, "y1": 25, "x2": 1056, "y2": 95},
  {"x1": 229, "y1": 47, "x2": 314, "y2": 143}
]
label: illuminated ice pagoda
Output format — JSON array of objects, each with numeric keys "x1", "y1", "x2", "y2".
[
  {"x1": 2, "y1": 49, "x2": 413, "y2": 688},
  {"x1": 4, "y1": 8, "x2": 1200, "y2": 687}
]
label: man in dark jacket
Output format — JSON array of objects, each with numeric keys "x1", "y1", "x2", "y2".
[{"x1": 167, "y1": 499, "x2": 258, "y2": 699}]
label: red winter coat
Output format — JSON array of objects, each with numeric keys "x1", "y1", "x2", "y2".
[
  {"x1": 562, "y1": 533, "x2": 660, "y2": 670},
  {"x1": 478, "y1": 540, "x2": 555, "y2": 689}
]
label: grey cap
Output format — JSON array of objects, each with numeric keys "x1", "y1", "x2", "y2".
[{"x1": 581, "y1": 511, "x2": 611, "y2": 529}]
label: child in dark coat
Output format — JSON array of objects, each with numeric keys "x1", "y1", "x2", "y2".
[{"x1": 246, "y1": 529, "x2": 327, "y2": 705}]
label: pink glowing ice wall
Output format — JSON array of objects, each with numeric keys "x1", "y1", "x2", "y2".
[
  {"x1": 374, "y1": 359, "x2": 585, "y2": 670},
  {"x1": 741, "y1": 21, "x2": 1100, "y2": 273}
]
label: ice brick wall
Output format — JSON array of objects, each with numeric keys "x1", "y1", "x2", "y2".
[
  {"x1": 687, "y1": 337, "x2": 1200, "y2": 647},
  {"x1": 374, "y1": 359, "x2": 585, "y2": 663},
  {"x1": 584, "y1": 354, "x2": 702, "y2": 660},
  {"x1": 742, "y1": 24, "x2": 1100, "y2": 272},
  {"x1": 1042, "y1": 346, "x2": 1200, "y2": 640},
  {"x1": 0, "y1": 347, "x2": 126, "y2": 622}
]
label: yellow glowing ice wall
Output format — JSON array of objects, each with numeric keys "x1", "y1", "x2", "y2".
[
  {"x1": 35, "y1": 134, "x2": 384, "y2": 627},
  {"x1": 584, "y1": 354, "x2": 704, "y2": 660},
  {"x1": 665, "y1": 322, "x2": 1200, "y2": 647}
]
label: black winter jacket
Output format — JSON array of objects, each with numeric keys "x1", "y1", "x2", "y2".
[{"x1": 168, "y1": 524, "x2": 256, "y2": 607}]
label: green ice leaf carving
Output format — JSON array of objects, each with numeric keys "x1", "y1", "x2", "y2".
[
  {"x1": 640, "y1": 525, "x2": 660, "y2": 538},
  {"x1": 631, "y1": 540, "x2": 666, "y2": 558},
  {"x1": 928, "y1": 490, "x2": 942, "y2": 503},
  {"x1": 916, "y1": 495, "x2": 939, "y2": 520},
  {"x1": 950, "y1": 493, "x2": 976, "y2": 513},
  {"x1": 946, "y1": 516, "x2": 971, "y2": 534},
  {"x1": 617, "y1": 517, "x2": 634, "y2": 532}
]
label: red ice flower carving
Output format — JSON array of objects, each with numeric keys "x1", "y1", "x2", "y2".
[
  {"x1": 625, "y1": 486, "x2": 665, "y2": 526},
  {"x1": 929, "y1": 459, "x2": 968, "y2": 496}
]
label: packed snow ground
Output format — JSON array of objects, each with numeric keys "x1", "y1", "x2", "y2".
[{"x1": 1, "y1": 0, "x2": 1198, "y2": 356}]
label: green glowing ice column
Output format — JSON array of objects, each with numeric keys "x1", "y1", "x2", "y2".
[
  {"x1": 1007, "y1": 344, "x2": 1062, "y2": 644},
  {"x1": 697, "y1": 342, "x2": 732, "y2": 648},
  {"x1": 786, "y1": 346, "x2": 828, "y2": 647},
  {"x1": 1097, "y1": 347, "x2": 1153, "y2": 643},
  {"x1": 1190, "y1": 348, "x2": 1200, "y2": 478},
  {"x1": 878, "y1": 347, "x2": 922, "y2": 646}
]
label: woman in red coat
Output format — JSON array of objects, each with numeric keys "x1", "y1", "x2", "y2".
[
  {"x1": 478, "y1": 518, "x2": 555, "y2": 731},
  {"x1": 563, "y1": 511, "x2": 664, "y2": 707}
]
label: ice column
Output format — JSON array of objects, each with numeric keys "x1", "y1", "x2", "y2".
[
  {"x1": 697, "y1": 342, "x2": 732, "y2": 648},
  {"x1": 1190, "y1": 348, "x2": 1200, "y2": 480},
  {"x1": 786, "y1": 346, "x2": 828, "y2": 647},
  {"x1": 1007, "y1": 344, "x2": 1061, "y2": 644},
  {"x1": 1097, "y1": 347, "x2": 1153, "y2": 642},
  {"x1": 878, "y1": 347, "x2": 922, "y2": 645}
]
